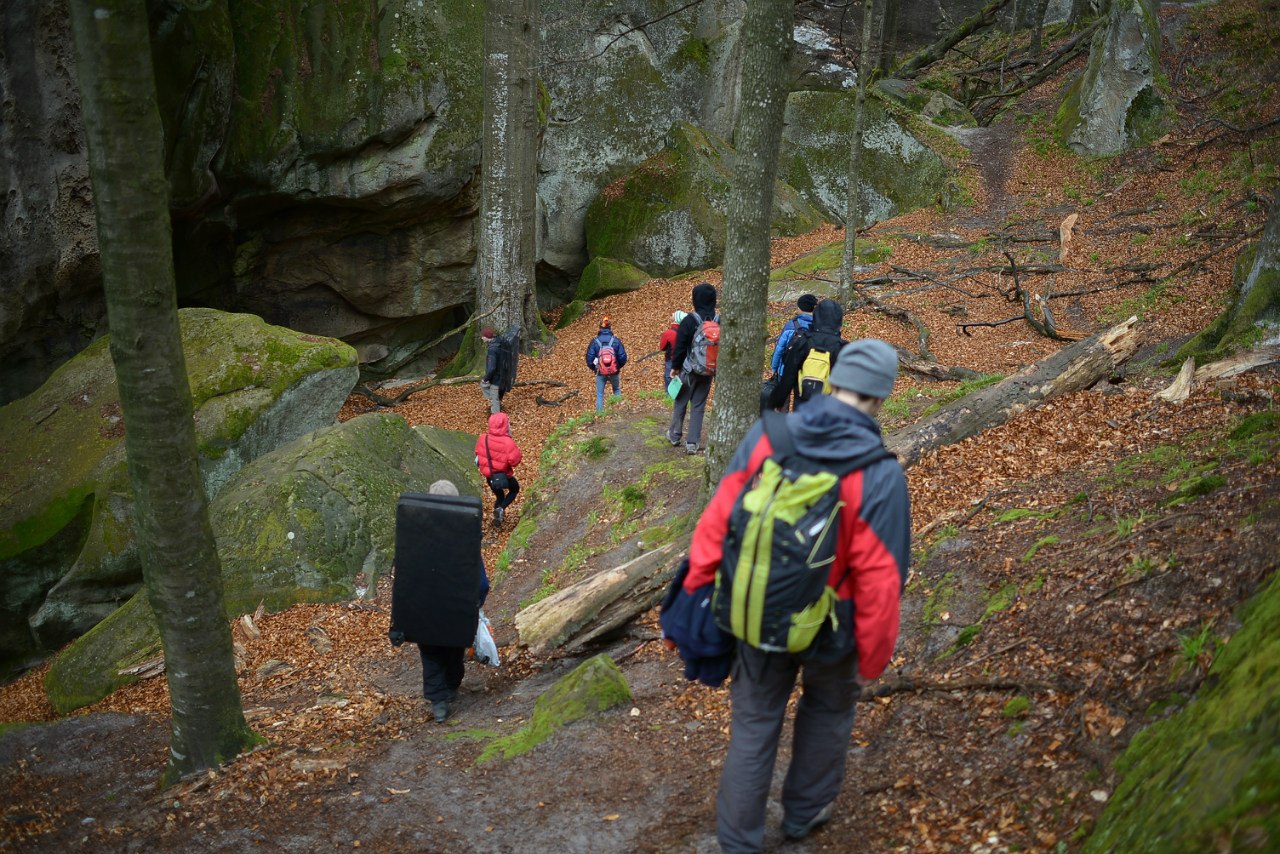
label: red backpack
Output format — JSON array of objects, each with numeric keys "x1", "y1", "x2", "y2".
[
  {"x1": 683, "y1": 314, "x2": 720, "y2": 375},
  {"x1": 597, "y1": 336, "x2": 619, "y2": 376}
]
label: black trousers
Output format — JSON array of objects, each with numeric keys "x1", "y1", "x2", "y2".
[
  {"x1": 488, "y1": 475, "x2": 520, "y2": 509},
  {"x1": 418, "y1": 644, "x2": 465, "y2": 702}
]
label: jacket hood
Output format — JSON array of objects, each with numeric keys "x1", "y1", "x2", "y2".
[
  {"x1": 812, "y1": 298, "x2": 844, "y2": 334},
  {"x1": 786, "y1": 393, "x2": 884, "y2": 462},
  {"x1": 691, "y1": 283, "x2": 717, "y2": 316},
  {"x1": 487, "y1": 412, "x2": 511, "y2": 435}
]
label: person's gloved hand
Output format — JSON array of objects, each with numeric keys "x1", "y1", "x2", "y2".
[{"x1": 388, "y1": 630, "x2": 406, "y2": 647}]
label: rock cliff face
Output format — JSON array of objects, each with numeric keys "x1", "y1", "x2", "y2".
[{"x1": 2, "y1": 0, "x2": 960, "y2": 402}]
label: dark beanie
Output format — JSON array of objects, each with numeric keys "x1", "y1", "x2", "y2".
[
  {"x1": 797, "y1": 294, "x2": 818, "y2": 312},
  {"x1": 828, "y1": 339, "x2": 898, "y2": 399}
]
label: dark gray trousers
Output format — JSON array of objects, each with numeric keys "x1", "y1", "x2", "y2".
[
  {"x1": 668, "y1": 371, "x2": 713, "y2": 449},
  {"x1": 716, "y1": 644, "x2": 859, "y2": 854}
]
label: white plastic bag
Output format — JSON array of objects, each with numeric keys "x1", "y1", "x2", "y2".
[{"x1": 473, "y1": 610, "x2": 500, "y2": 666}]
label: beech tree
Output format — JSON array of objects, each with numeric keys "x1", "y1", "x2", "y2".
[
  {"x1": 704, "y1": 0, "x2": 795, "y2": 486},
  {"x1": 69, "y1": 0, "x2": 256, "y2": 784},
  {"x1": 476, "y1": 0, "x2": 543, "y2": 356},
  {"x1": 840, "y1": 0, "x2": 878, "y2": 300}
]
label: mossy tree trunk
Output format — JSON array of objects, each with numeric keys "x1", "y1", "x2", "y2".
[
  {"x1": 840, "y1": 0, "x2": 877, "y2": 301},
  {"x1": 704, "y1": 0, "x2": 795, "y2": 495},
  {"x1": 1176, "y1": 186, "x2": 1280, "y2": 361},
  {"x1": 69, "y1": 0, "x2": 256, "y2": 785},
  {"x1": 477, "y1": 0, "x2": 543, "y2": 357},
  {"x1": 876, "y1": 0, "x2": 897, "y2": 76}
]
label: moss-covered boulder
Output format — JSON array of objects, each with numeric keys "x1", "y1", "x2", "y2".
[
  {"x1": 0, "y1": 309, "x2": 357, "y2": 675},
  {"x1": 1055, "y1": 0, "x2": 1168, "y2": 157},
  {"x1": 769, "y1": 239, "x2": 892, "y2": 303},
  {"x1": 1083, "y1": 569, "x2": 1280, "y2": 852},
  {"x1": 478, "y1": 654, "x2": 631, "y2": 762},
  {"x1": 556, "y1": 258, "x2": 652, "y2": 330},
  {"x1": 584, "y1": 123, "x2": 825, "y2": 277},
  {"x1": 43, "y1": 413, "x2": 477, "y2": 711},
  {"x1": 779, "y1": 90, "x2": 951, "y2": 225},
  {"x1": 875, "y1": 78, "x2": 977, "y2": 128}
]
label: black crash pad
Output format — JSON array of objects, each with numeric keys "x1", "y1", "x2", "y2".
[{"x1": 391, "y1": 492, "x2": 484, "y2": 647}]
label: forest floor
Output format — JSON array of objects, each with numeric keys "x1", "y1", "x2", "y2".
[{"x1": 3, "y1": 5, "x2": 1279, "y2": 852}]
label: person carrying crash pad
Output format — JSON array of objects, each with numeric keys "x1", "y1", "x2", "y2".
[
  {"x1": 664, "y1": 339, "x2": 910, "y2": 853},
  {"x1": 479, "y1": 326, "x2": 518, "y2": 414},
  {"x1": 585, "y1": 316, "x2": 629, "y2": 411},
  {"x1": 388, "y1": 479, "x2": 490, "y2": 724}
]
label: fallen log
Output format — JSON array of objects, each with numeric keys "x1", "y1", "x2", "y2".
[
  {"x1": 514, "y1": 540, "x2": 687, "y2": 654},
  {"x1": 888, "y1": 317, "x2": 1141, "y2": 467}
]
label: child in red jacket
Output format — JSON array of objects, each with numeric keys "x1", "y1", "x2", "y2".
[
  {"x1": 658, "y1": 310, "x2": 687, "y2": 391},
  {"x1": 475, "y1": 412, "x2": 523, "y2": 528}
]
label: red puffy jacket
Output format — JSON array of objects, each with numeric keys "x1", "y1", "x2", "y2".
[{"x1": 475, "y1": 413, "x2": 522, "y2": 476}]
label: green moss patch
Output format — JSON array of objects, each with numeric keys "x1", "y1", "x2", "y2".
[
  {"x1": 1083, "y1": 569, "x2": 1280, "y2": 852},
  {"x1": 477, "y1": 654, "x2": 630, "y2": 762}
]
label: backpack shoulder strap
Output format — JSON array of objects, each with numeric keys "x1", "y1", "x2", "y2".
[{"x1": 760, "y1": 411, "x2": 796, "y2": 462}]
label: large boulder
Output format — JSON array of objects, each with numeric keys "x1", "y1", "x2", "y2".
[
  {"x1": 584, "y1": 123, "x2": 825, "y2": 277},
  {"x1": 778, "y1": 90, "x2": 952, "y2": 225},
  {"x1": 43, "y1": 413, "x2": 479, "y2": 712},
  {"x1": 1055, "y1": 0, "x2": 1168, "y2": 157},
  {"x1": 0, "y1": 309, "x2": 357, "y2": 675}
]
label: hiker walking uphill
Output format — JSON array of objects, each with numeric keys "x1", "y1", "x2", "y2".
[
  {"x1": 667, "y1": 283, "x2": 719, "y2": 455},
  {"x1": 768, "y1": 298, "x2": 847, "y2": 411},
  {"x1": 475, "y1": 412, "x2": 522, "y2": 529},
  {"x1": 585, "y1": 317, "x2": 628, "y2": 411},
  {"x1": 658, "y1": 310, "x2": 687, "y2": 391},
  {"x1": 668, "y1": 340, "x2": 910, "y2": 854}
]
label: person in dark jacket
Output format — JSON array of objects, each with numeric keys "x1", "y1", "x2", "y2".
[
  {"x1": 667, "y1": 282, "x2": 718, "y2": 454},
  {"x1": 768, "y1": 298, "x2": 847, "y2": 411},
  {"x1": 585, "y1": 316, "x2": 629, "y2": 411},
  {"x1": 474, "y1": 412, "x2": 522, "y2": 528},
  {"x1": 681, "y1": 340, "x2": 910, "y2": 853},
  {"x1": 417, "y1": 479, "x2": 490, "y2": 724},
  {"x1": 479, "y1": 327, "x2": 506, "y2": 414}
]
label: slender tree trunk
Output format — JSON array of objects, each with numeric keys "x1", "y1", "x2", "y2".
[
  {"x1": 1031, "y1": 0, "x2": 1051, "y2": 55},
  {"x1": 877, "y1": 0, "x2": 897, "y2": 76},
  {"x1": 703, "y1": 0, "x2": 795, "y2": 495},
  {"x1": 68, "y1": 0, "x2": 255, "y2": 785},
  {"x1": 478, "y1": 0, "x2": 543, "y2": 355},
  {"x1": 841, "y1": 0, "x2": 877, "y2": 302}
]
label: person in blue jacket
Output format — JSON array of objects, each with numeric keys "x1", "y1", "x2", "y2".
[
  {"x1": 770, "y1": 293, "x2": 817, "y2": 375},
  {"x1": 585, "y1": 317, "x2": 628, "y2": 411}
]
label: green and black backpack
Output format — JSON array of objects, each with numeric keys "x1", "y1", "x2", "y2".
[{"x1": 714, "y1": 411, "x2": 892, "y2": 654}]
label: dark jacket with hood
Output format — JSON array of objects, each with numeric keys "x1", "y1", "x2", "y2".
[
  {"x1": 683, "y1": 394, "x2": 910, "y2": 680},
  {"x1": 671, "y1": 283, "x2": 718, "y2": 375},
  {"x1": 769, "y1": 299, "x2": 847, "y2": 409}
]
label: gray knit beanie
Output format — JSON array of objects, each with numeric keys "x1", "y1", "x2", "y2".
[
  {"x1": 428, "y1": 479, "x2": 459, "y2": 496},
  {"x1": 828, "y1": 339, "x2": 898, "y2": 399}
]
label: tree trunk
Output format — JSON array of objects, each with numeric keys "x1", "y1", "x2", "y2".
[
  {"x1": 515, "y1": 542, "x2": 685, "y2": 654},
  {"x1": 841, "y1": 0, "x2": 877, "y2": 301},
  {"x1": 520, "y1": 321, "x2": 1141, "y2": 652},
  {"x1": 888, "y1": 317, "x2": 1140, "y2": 467},
  {"x1": 704, "y1": 0, "x2": 795, "y2": 495},
  {"x1": 478, "y1": 0, "x2": 543, "y2": 356},
  {"x1": 876, "y1": 0, "x2": 898, "y2": 76},
  {"x1": 1031, "y1": 0, "x2": 1051, "y2": 55},
  {"x1": 68, "y1": 0, "x2": 256, "y2": 785},
  {"x1": 894, "y1": 0, "x2": 1016, "y2": 78}
]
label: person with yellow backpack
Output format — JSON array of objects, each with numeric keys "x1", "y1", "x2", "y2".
[{"x1": 767, "y1": 298, "x2": 846, "y2": 410}]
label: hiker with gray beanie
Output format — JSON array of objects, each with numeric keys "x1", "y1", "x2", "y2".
[{"x1": 675, "y1": 338, "x2": 910, "y2": 853}]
